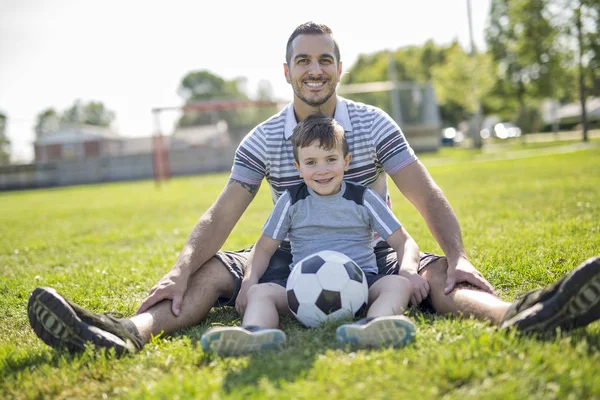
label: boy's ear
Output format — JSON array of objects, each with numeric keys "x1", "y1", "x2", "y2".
[
  {"x1": 344, "y1": 153, "x2": 352, "y2": 171},
  {"x1": 293, "y1": 160, "x2": 302, "y2": 177}
]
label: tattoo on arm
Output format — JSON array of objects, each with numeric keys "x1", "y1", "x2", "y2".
[{"x1": 228, "y1": 178, "x2": 260, "y2": 196}]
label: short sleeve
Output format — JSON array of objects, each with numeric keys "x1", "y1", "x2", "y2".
[
  {"x1": 262, "y1": 190, "x2": 292, "y2": 240},
  {"x1": 363, "y1": 188, "x2": 402, "y2": 239},
  {"x1": 230, "y1": 127, "x2": 267, "y2": 185},
  {"x1": 370, "y1": 108, "x2": 418, "y2": 175}
]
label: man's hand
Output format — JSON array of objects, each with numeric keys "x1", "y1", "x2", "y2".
[
  {"x1": 136, "y1": 269, "x2": 190, "y2": 317},
  {"x1": 399, "y1": 270, "x2": 430, "y2": 306},
  {"x1": 444, "y1": 257, "x2": 496, "y2": 295},
  {"x1": 235, "y1": 279, "x2": 257, "y2": 314}
]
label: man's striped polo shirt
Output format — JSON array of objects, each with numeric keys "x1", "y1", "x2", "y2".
[{"x1": 230, "y1": 96, "x2": 418, "y2": 205}]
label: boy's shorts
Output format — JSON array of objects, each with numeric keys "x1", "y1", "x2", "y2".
[{"x1": 213, "y1": 241, "x2": 443, "y2": 307}]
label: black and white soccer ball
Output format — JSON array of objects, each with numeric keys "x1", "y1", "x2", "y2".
[{"x1": 286, "y1": 250, "x2": 369, "y2": 328}]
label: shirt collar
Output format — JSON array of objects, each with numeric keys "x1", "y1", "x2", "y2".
[{"x1": 284, "y1": 96, "x2": 353, "y2": 140}]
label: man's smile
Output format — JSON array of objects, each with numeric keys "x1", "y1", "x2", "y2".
[{"x1": 304, "y1": 80, "x2": 327, "y2": 89}]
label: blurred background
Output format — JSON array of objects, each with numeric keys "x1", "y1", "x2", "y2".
[{"x1": 0, "y1": 0, "x2": 598, "y2": 189}]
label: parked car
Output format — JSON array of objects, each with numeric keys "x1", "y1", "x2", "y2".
[
  {"x1": 493, "y1": 123, "x2": 522, "y2": 139},
  {"x1": 441, "y1": 127, "x2": 464, "y2": 146}
]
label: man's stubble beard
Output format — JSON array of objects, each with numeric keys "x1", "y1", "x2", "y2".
[{"x1": 292, "y1": 80, "x2": 337, "y2": 109}]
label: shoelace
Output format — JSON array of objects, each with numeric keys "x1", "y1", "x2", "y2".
[{"x1": 103, "y1": 312, "x2": 124, "y2": 319}]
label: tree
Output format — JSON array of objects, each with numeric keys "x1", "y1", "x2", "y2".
[
  {"x1": 61, "y1": 99, "x2": 115, "y2": 127},
  {"x1": 34, "y1": 108, "x2": 60, "y2": 139},
  {"x1": 341, "y1": 41, "x2": 496, "y2": 127},
  {"x1": 177, "y1": 70, "x2": 249, "y2": 128},
  {"x1": 486, "y1": 0, "x2": 564, "y2": 133},
  {"x1": 0, "y1": 112, "x2": 10, "y2": 164},
  {"x1": 553, "y1": 0, "x2": 599, "y2": 140},
  {"x1": 34, "y1": 101, "x2": 115, "y2": 140},
  {"x1": 431, "y1": 43, "x2": 496, "y2": 127},
  {"x1": 176, "y1": 70, "x2": 277, "y2": 142}
]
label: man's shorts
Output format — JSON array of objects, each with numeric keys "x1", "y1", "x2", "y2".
[{"x1": 213, "y1": 241, "x2": 443, "y2": 307}]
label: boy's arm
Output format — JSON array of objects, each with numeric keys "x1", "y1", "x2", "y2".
[
  {"x1": 386, "y1": 227, "x2": 430, "y2": 306},
  {"x1": 235, "y1": 233, "x2": 281, "y2": 313},
  {"x1": 245, "y1": 234, "x2": 282, "y2": 282}
]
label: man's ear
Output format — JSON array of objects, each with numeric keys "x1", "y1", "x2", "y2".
[
  {"x1": 284, "y1": 63, "x2": 291, "y2": 84},
  {"x1": 337, "y1": 61, "x2": 343, "y2": 83},
  {"x1": 344, "y1": 153, "x2": 352, "y2": 171}
]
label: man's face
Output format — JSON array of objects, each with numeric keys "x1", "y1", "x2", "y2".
[{"x1": 284, "y1": 34, "x2": 342, "y2": 108}]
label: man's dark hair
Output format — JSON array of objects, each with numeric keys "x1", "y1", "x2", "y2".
[
  {"x1": 291, "y1": 114, "x2": 348, "y2": 162},
  {"x1": 285, "y1": 22, "x2": 341, "y2": 66}
]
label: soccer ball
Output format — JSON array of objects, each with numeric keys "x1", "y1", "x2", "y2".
[{"x1": 286, "y1": 250, "x2": 369, "y2": 328}]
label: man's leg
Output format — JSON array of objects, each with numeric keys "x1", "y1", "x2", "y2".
[
  {"x1": 419, "y1": 258, "x2": 509, "y2": 325},
  {"x1": 421, "y1": 255, "x2": 600, "y2": 334},
  {"x1": 28, "y1": 256, "x2": 237, "y2": 354},
  {"x1": 129, "y1": 257, "x2": 237, "y2": 342}
]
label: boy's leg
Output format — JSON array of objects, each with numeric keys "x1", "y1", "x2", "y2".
[
  {"x1": 200, "y1": 283, "x2": 288, "y2": 356},
  {"x1": 336, "y1": 275, "x2": 416, "y2": 348},
  {"x1": 243, "y1": 283, "x2": 291, "y2": 328},
  {"x1": 366, "y1": 275, "x2": 412, "y2": 318}
]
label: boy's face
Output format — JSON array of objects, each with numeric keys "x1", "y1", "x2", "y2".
[{"x1": 294, "y1": 139, "x2": 351, "y2": 196}]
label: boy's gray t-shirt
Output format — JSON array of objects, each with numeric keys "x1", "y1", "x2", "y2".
[{"x1": 262, "y1": 181, "x2": 402, "y2": 274}]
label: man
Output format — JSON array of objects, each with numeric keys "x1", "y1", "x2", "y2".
[{"x1": 28, "y1": 22, "x2": 600, "y2": 356}]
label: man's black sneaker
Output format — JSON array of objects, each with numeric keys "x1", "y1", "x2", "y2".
[
  {"x1": 28, "y1": 287, "x2": 144, "y2": 356},
  {"x1": 501, "y1": 256, "x2": 600, "y2": 334}
]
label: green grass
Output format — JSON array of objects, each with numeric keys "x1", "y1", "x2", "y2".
[{"x1": 1, "y1": 145, "x2": 599, "y2": 399}]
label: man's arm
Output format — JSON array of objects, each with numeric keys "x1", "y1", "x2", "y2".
[
  {"x1": 389, "y1": 161, "x2": 495, "y2": 294},
  {"x1": 136, "y1": 178, "x2": 260, "y2": 316}
]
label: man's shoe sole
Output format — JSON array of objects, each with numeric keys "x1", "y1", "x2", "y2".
[
  {"x1": 336, "y1": 316, "x2": 416, "y2": 348},
  {"x1": 200, "y1": 327, "x2": 286, "y2": 356},
  {"x1": 28, "y1": 287, "x2": 132, "y2": 355},
  {"x1": 502, "y1": 256, "x2": 600, "y2": 333}
]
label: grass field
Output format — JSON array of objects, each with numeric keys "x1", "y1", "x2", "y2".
[{"x1": 1, "y1": 142, "x2": 599, "y2": 399}]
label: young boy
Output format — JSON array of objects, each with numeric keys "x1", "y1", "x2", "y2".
[{"x1": 200, "y1": 115, "x2": 429, "y2": 356}]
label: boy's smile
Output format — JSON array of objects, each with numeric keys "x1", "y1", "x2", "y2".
[{"x1": 294, "y1": 140, "x2": 351, "y2": 196}]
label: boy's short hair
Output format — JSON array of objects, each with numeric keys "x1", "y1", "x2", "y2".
[{"x1": 291, "y1": 114, "x2": 349, "y2": 162}]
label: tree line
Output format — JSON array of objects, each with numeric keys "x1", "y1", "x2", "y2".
[
  {"x1": 3, "y1": 0, "x2": 596, "y2": 165},
  {"x1": 345, "y1": 0, "x2": 598, "y2": 138}
]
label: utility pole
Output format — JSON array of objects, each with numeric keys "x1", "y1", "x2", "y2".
[
  {"x1": 387, "y1": 51, "x2": 403, "y2": 126},
  {"x1": 575, "y1": 4, "x2": 589, "y2": 142},
  {"x1": 467, "y1": 0, "x2": 483, "y2": 149}
]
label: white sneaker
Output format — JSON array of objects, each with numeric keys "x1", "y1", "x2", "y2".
[
  {"x1": 200, "y1": 325, "x2": 286, "y2": 356},
  {"x1": 336, "y1": 316, "x2": 416, "y2": 348}
]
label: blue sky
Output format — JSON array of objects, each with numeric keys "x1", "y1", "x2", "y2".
[{"x1": 0, "y1": 0, "x2": 491, "y2": 162}]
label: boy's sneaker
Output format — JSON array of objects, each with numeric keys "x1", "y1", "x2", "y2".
[
  {"x1": 200, "y1": 325, "x2": 286, "y2": 356},
  {"x1": 501, "y1": 256, "x2": 600, "y2": 334},
  {"x1": 28, "y1": 287, "x2": 144, "y2": 356},
  {"x1": 336, "y1": 315, "x2": 416, "y2": 348}
]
